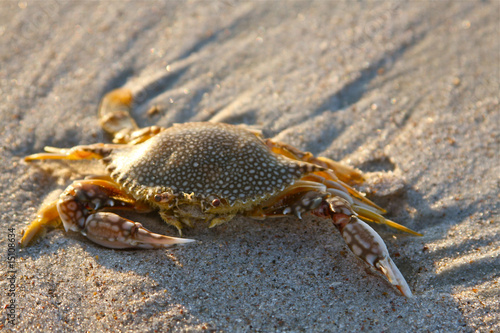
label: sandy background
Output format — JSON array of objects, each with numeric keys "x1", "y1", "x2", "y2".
[{"x1": 1, "y1": 1, "x2": 499, "y2": 332}]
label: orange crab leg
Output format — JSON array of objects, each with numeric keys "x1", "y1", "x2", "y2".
[
  {"x1": 20, "y1": 200, "x2": 63, "y2": 247},
  {"x1": 300, "y1": 173, "x2": 421, "y2": 236},
  {"x1": 353, "y1": 206, "x2": 422, "y2": 236},
  {"x1": 248, "y1": 180, "x2": 327, "y2": 218},
  {"x1": 98, "y1": 88, "x2": 138, "y2": 141},
  {"x1": 24, "y1": 144, "x2": 123, "y2": 162},
  {"x1": 303, "y1": 172, "x2": 386, "y2": 213},
  {"x1": 265, "y1": 139, "x2": 365, "y2": 185},
  {"x1": 98, "y1": 88, "x2": 166, "y2": 144}
]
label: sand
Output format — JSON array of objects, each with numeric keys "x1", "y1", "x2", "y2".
[{"x1": 0, "y1": 1, "x2": 498, "y2": 332}]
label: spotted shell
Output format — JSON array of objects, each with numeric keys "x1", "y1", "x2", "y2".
[{"x1": 103, "y1": 123, "x2": 319, "y2": 207}]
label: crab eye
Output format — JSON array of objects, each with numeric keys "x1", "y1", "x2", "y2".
[
  {"x1": 211, "y1": 198, "x2": 221, "y2": 207},
  {"x1": 154, "y1": 192, "x2": 174, "y2": 203}
]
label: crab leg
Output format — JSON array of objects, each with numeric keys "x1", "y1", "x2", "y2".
[
  {"x1": 265, "y1": 139, "x2": 365, "y2": 185},
  {"x1": 303, "y1": 172, "x2": 386, "y2": 214},
  {"x1": 353, "y1": 205, "x2": 422, "y2": 236},
  {"x1": 20, "y1": 200, "x2": 63, "y2": 247},
  {"x1": 302, "y1": 174, "x2": 421, "y2": 236},
  {"x1": 98, "y1": 88, "x2": 138, "y2": 142},
  {"x1": 24, "y1": 144, "x2": 120, "y2": 162},
  {"x1": 98, "y1": 88, "x2": 166, "y2": 144}
]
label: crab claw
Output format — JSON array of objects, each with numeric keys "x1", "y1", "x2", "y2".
[
  {"x1": 373, "y1": 252, "x2": 413, "y2": 297},
  {"x1": 77, "y1": 212, "x2": 195, "y2": 249},
  {"x1": 334, "y1": 214, "x2": 413, "y2": 297}
]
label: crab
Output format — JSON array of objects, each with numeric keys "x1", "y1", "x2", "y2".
[{"x1": 21, "y1": 88, "x2": 421, "y2": 297}]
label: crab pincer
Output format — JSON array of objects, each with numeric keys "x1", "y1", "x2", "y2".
[
  {"x1": 310, "y1": 196, "x2": 413, "y2": 297},
  {"x1": 333, "y1": 214, "x2": 412, "y2": 297},
  {"x1": 21, "y1": 179, "x2": 193, "y2": 249}
]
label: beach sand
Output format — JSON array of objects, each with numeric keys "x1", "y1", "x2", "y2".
[{"x1": 1, "y1": 1, "x2": 498, "y2": 332}]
